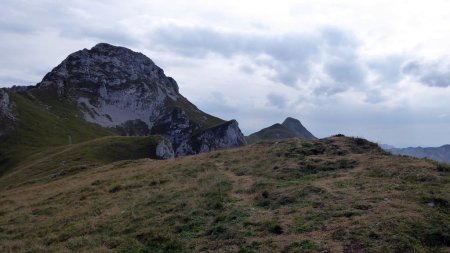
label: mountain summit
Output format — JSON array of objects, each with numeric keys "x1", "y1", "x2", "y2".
[
  {"x1": 37, "y1": 43, "x2": 247, "y2": 156},
  {"x1": 247, "y1": 117, "x2": 317, "y2": 143},
  {"x1": 281, "y1": 117, "x2": 317, "y2": 140},
  {"x1": 0, "y1": 43, "x2": 247, "y2": 171}
]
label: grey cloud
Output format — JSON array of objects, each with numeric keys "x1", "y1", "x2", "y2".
[
  {"x1": 239, "y1": 65, "x2": 255, "y2": 74},
  {"x1": 153, "y1": 24, "x2": 450, "y2": 99},
  {"x1": 321, "y1": 26, "x2": 358, "y2": 48},
  {"x1": 151, "y1": 25, "x2": 359, "y2": 88},
  {"x1": 194, "y1": 91, "x2": 237, "y2": 118},
  {"x1": 0, "y1": 1, "x2": 74, "y2": 34},
  {"x1": 368, "y1": 55, "x2": 406, "y2": 83},
  {"x1": 324, "y1": 59, "x2": 365, "y2": 85},
  {"x1": 364, "y1": 90, "x2": 385, "y2": 104},
  {"x1": 0, "y1": 0, "x2": 135, "y2": 45},
  {"x1": 313, "y1": 84, "x2": 347, "y2": 96},
  {"x1": 420, "y1": 71, "x2": 450, "y2": 87},
  {"x1": 267, "y1": 93, "x2": 287, "y2": 109},
  {"x1": 0, "y1": 75, "x2": 36, "y2": 86},
  {"x1": 402, "y1": 60, "x2": 450, "y2": 88},
  {"x1": 60, "y1": 26, "x2": 137, "y2": 46},
  {"x1": 402, "y1": 61, "x2": 421, "y2": 75},
  {"x1": 153, "y1": 26, "x2": 243, "y2": 57},
  {"x1": 0, "y1": 20, "x2": 37, "y2": 34}
]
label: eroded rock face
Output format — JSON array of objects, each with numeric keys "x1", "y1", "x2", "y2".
[
  {"x1": 116, "y1": 119, "x2": 150, "y2": 136},
  {"x1": 151, "y1": 107, "x2": 196, "y2": 155},
  {"x1": 0, "y1": 89, "x2": 11, "y2": 117},
  {"x1": 34, "y1": 43, "x2": 247, "y2": 156},
  {"x1": 0, "y1": 89, "x2": 15, "y2": 137},
  {"x1": 192, "y1": 120, "x2": 247, "y2": 154},
  {"x1": 155, "y1": 138, "x2": 175, "y2": 159},
  {"x1": 151, "y1": 109, "x2": 247, "y2": 156},
  {"x1": 38, "y1": 43, "x2": 179, "y2": 128}
]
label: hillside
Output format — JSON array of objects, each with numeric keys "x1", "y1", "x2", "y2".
[
  {"x1": 282, "y1": 117, "x2": 317, "y2": 140},
  {"x1": 1, "y1": 136, "x2": 449, "y2": 252},
  {"x1": 0, "y1": 136, "x2": 172, "y2": 189},
  {"x1": 0, "y1": 89, "x2": 114, "y2": 174},
  {"x1": 0, "y1": 43, "x2": 247, "y2": 175},
  {"x1": 247, "y1": 123, "x2": 297, "y2": 143},
  {"x1": 248, "y1": 117, "x2": 317, "y2": 144}
]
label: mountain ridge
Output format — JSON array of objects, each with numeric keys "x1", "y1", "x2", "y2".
[
  {"x1": 383, "y1": 144, "x2": 450, "y2": 164},
  {"x1": 247, "y1": 117, "x2": 317, "y2": 143},
  {"x1": 282, "y1": 117, "x2": 317, "y2": 140}
]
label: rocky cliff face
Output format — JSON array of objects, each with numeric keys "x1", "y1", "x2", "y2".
[
  {"x1": 192, "y1": 120, "x2": 247, "y2": 154},
  {"x1": 34, "y1": 43, "x2": 246, "y2": 155},
  {"x1": 37, "y1": 43, "x2": 180, "y2": 129},
  {"x1": 0, "y1": 89, "x2": 15, "y2": 137},
  {"x1": 0, "y1": 89, "x2": 12, "y2": 117},
  {"x1": 155, "y1": 138, "x2": 175, "y2": 159}
]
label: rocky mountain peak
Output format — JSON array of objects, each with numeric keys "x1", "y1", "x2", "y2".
[
  {"x1": 38, "y1": 43, "x2": 179, "y2": 97},
  {"x1": 282, "y1": 117, "x2": 300, "y2": 125},
  {"x1": 248, "y1": 117, "x2": 317, "y2": 143},
  {"x1": 30, "y1": 43, "x2": 247, "y2": 156},
  {"x1": 281, "y1": 117, "x2": 317, "y2": 140}
]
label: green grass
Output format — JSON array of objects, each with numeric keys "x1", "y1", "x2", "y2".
[
  {"x1": 247, "y1": 123, "x2": 297, "y2": 144},
  {"x1": 0, "y1": 136, "x2": 449, "y2": 252},
  {"x1": 0, "y1": 136, "x2": 164, "y2": 189},
  {"x1": 0, "y1": 90, "x2": 114, "y2": 175}
]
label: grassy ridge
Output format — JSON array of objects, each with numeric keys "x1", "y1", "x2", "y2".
[
  {"x1": 0, "y1": 136, "x2": 163, "y2": 189},
  {"x1": 1, "y1": 136, "x2": 449, "y2": 252},
  {"x1": 247, "y1": 123, "x2": 297, "y2": 144},
  {"x1": 0, "y1": 87, "x2": 231, "y2": 176},
  {"x1": 0, "y1": 90, "x2": 114, "y2": 174}
]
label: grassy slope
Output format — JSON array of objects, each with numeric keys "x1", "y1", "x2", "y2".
[
  {"x1": 0, "y1": 90, "x2": 114, "y2": 175},
  {"x1": 168, "y1": 96, "x2": 225, "y2": 133},
  {"x1": 1, "y1": 136, "x2": 449, "y2": 252},
  {"x1": 247, "y1": 123, "x2": 297, "y2": 144},
  {"x1": 0, "y1": 136, "x2": 163, "y2": 189}
]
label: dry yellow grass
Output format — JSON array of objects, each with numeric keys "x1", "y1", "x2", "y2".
[{"x1": 0, "y1": 136, "x2": 449, "y2": 252}]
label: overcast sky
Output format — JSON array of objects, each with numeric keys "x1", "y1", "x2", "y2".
[{"x1": 1, "y1": 0, "x2": 450, "y2": 147}]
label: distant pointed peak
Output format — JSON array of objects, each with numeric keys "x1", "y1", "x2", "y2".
[
  {"x1": 281, "y1": 116, "x2": 317, "y2": 140},
  {"x1": 282, "y1": 117, "x2": 302, "y2": 125}
]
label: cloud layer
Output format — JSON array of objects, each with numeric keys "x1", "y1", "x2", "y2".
[{"x1": 1, "y1": 0, "x2": 450, "y2": 147}]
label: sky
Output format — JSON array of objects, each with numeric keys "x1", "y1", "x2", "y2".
[{"x1": 1, "y1": 0, "x2": 450, "y2": 147}]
